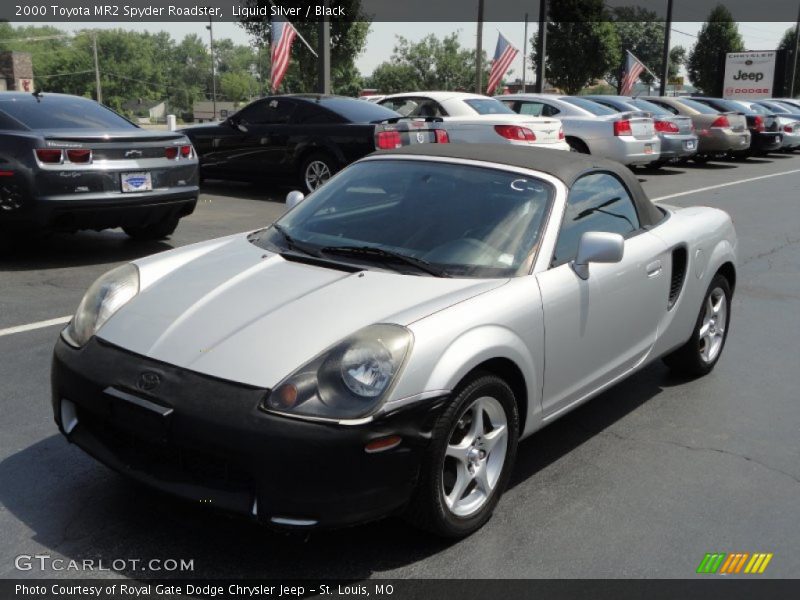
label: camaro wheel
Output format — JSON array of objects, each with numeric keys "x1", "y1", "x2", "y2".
[
  {"x1": 302, "y1": 153, "x2": 336, "y2": 192},
  {"x1": 405, "y1": 373, "x2": 519, "y2": 538},
  {"x1": 663, "y1": 273, "x2": 732, "y2": 377},
  {"x1": 123, "y1": 217, "x2": 179, "y2": 241}
]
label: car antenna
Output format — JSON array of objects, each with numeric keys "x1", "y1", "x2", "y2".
[{"x1": 32, "y1": 90, "x2": 43, "y2": 102}]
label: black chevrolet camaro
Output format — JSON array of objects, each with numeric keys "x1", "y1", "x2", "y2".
[{"x1": 0, "y1": 92, "x2": 198, "y2": 245}]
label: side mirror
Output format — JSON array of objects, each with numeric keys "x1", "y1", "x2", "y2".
[
  {"x1": 286, "y1": 190, "x2": 305, "y2": 209},
  {"x1": 571, "y1": 231, "x2": 624, "y2": 280}
]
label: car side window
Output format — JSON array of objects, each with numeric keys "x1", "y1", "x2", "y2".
[
  {"x1": 292, "y1": 103, "x2": 343, "y2": 125},
  {"x1": 407, "y1": 98, "x2": 447, "y2": 118},
  {"x1": 551, "y1": 173, "x2": 641, "y2": 267},
  {"x1": 541, "y1": 103, "x2": 561, "y2": 117},
  {"x1": 649, "y1": 100, "x2": 678, "y2": 115},
  {"x1": 518, "y1": 102, "x2": 544, "y2": 116},
  {"x1": 237, "y1": 99, "x2": 296, "y2": 125}
]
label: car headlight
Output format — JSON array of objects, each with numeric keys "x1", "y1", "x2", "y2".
[
  {"x1": 262, "y1": 324, "x2": 413, "y2": 420},
  {"x1": 62, "y1": 263, "x2": 140, "y2": 348}
]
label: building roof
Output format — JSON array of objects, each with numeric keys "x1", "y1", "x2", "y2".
[
  {"x1": 121, "y1": 98, "x2": 164, "y2": 112},
  {"x1": 374, "y1": 143, "x2": 663, "y2": 227}
]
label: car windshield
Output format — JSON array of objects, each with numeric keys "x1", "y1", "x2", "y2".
[
  {"x1": 255, "y1": 159, "x2": 554, "y2": 278},
  {"x1": 0, "y1": 96, "x2": 137, "y2": 130},
  {"x1": 561, "y1": 97, "x2": 617, "y2": 115},
  {"x1": 628, "y1": 99, "x2": 672, "y2": 116},
  {"x1": 463, "y1": 98, "x2": 516, "y2": 115}
]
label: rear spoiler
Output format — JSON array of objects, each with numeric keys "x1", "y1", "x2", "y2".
[{"x1": 379, "y1": 116, "x2": 444, "y2": 124}]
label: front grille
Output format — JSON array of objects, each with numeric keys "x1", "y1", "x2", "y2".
[
  {"x1": 77, "y1": 407, "x2": 253, "y2": 492},
  {"x1": 668, "y1": 247, "x2": 688, "y2": 309}
]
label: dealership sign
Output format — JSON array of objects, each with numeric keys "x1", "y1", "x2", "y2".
[{"x1": 723, "y1": 52, "x2": 777, "y2": 99}]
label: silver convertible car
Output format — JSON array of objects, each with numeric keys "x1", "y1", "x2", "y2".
[{"x1": 52, "y1": 145, "x2": 737, "y2": 538}]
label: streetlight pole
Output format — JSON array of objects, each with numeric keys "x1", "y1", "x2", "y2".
[
  {"x1": 92, "y1": 32, "x2": 102, "y2": 104},
  {"x1": 659, "y1": 0, "x2": 674, "y2": 97},
  {"x1": 522, "y1": 13, "x2": 528, "y2": 91},
  {"x1": 791, "y1": 3, "x2": 800, "y2": 97},
  {"x1": 476, "y1": 0, "x2": 484, "y2": 94},
  {"x1": 206, "y1": 18, "x2": 217, "y2": 119},
  {"x1": 534, "y1": 0, "x2": 547, "y2": 93}
]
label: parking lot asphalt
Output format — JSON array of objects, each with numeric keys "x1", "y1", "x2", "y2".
[{"x1": 1, "y1": 155, "x2": 799, "y2": 579}]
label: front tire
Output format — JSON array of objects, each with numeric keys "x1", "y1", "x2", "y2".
[
  {"x1": 123, "y1": 216, "x2": 179, "y2": 241},
  {"x1": 405, "y1": 373, "x2": 519, "y2": 538},
  {"x1": 663, "y1": 273, "x2": 732, "y2": 377}
]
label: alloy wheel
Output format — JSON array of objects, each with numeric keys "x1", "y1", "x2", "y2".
[
  {"x1": 442, "y1": 396, "x2": 509, "y2": 517},
  {"x1": 304, "y1": 160, "x2": 332, "y2": 191},
  {"x1": 699, "y1": 287, "x2": 727, "y2": 363}
]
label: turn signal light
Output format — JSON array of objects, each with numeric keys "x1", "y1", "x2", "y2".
[
  {"x1": 365, "y1": 435, "x2": 402, "y2": 454},
  {"x1": 654, "y1": 120, "x2": 679, "y2": 133},
  {"x1": 35, "y1": 148, "x2": 63, "y2": 163},
  {"x1": 613, "y1": 119, "x2": 633, "y2": 136},
  {"x1": 434, "y1": 129, "x2": 450, "y2": 144},
  {"x1": 164, "y1": 146, "x2": 179, "y2": 159},
  {"x1": 710, "y1": 115, "x2": 731, "y2": 129},
  {"x1": 375, "y1": 130, "x2": 402, "y2": 149},
  {"x1": 494, "y1": 125, "x2": 536, "y2": 141},
  {"x1": 784, "y1": 124, "x2": 795, "y2": 133},
  {"x1": 66, "y1": 149, "x2": 92, "y2": 163},
  {"x1": 180, "y1": 144, "x2": 193, "y2": 158}
]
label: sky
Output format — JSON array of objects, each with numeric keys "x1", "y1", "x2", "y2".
[{"x1": 22, "y1": 20, "x2": 796, "y2": 81}]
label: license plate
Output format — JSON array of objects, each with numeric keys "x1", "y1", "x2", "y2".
[
  {"x1": 121, "y1": 171, "x2": 152, "y2": 192},
  {"x1": 644, "y1": 144, "x2": 654, "y2": 155},
  {"x1": 684, "y1": 140, "x2": 695, "y2": 150}
]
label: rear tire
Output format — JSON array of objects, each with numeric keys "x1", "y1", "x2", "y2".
[
  {"x1": 300, "y1": 152, "x2": 337, "y2": 193},
  {"x1": 663, "y1": 273, "x2": 732, "y2": 377},
  {"x1": 404, "y1": 373, "x2": 519, "y2": 538},
  {"x1": 123, "y1": 216, "x2": 179, "y2": 241}
]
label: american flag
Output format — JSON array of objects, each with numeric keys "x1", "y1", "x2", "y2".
[
  {"x1": 486, "y1": 33, "x2": 519, "y2": 96},
  {"x1": 271, "y1": 18, "x2": 297, "y2": 93},
  {"x1": 620, "y1": 50, "x2": 647, "y2": 96}
]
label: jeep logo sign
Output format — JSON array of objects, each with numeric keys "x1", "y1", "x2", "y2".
[{"x1": 723, "y1": 51, "x2": 776, "y2": 99}]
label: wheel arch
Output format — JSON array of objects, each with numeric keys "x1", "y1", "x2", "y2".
[
  {"x1": 460, "y1": 357, "x2": 529, "y2": 435},
  {"x1": 716, "y1": 261, "x2": 736, "y2": 294}
]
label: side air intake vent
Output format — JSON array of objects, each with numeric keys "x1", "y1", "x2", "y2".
[{"x1": 668, "y1": 246, "x2": 688, "y2": 309}]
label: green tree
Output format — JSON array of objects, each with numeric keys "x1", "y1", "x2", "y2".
[
  {"x1": 687, "y1": 5, "x2": 745, "y2": 94},
  {"x1": 778, "y1": 27, "x2": 799, "y2": 97},
  {"x1": 239, "y1": 0, "x2": 370, "y2": 95},
  {"x1": 608, "y1": 7, "x2": 663, "y2": 87},
  {"x1": 365, "y1": 33, "x2": 489, "y2": 93},
  {"x1": 531, "y1": 0, "x2": 621, "y2": 94},
  {"x1": 668, "y1": 45, "x2": 686, "y2": 81}
]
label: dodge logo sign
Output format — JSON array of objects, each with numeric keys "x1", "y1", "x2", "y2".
[{"x1": 137, "y1": 371, "x2": 161, "y2": 392}]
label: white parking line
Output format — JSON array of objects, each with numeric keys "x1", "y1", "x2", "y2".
[
  {"x1": 652, "y1": 168, "x2": 800, "y2": 202},
  {"x1": 0, "y1": 316, "x2": 71, "y2": 338}
]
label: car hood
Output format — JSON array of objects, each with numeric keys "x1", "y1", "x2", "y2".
[{"x1": 98, "y1": 234, "x2": 506, "y2": 388}]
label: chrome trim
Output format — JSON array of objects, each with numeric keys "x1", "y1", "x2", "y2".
[
  {"x1": 103, "y1": 386, "x2": 174, "y2": 417},
  {"x1": 34, "y1": 157, "x2": 197, "y2": 171},
  {"x1": 60, "y1": 398, "x2": 79, "y2": 435},
  {"x1": 270, "y1": 516, "x2": 318, "y2": 527}
]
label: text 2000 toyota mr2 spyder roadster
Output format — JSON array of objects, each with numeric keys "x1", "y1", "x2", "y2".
[{"x1": 52, "y1": 145, "x2": 737, "y2": 538}]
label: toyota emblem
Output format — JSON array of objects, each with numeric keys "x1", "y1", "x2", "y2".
[{"x1": 137, "y1": 372, "x2": 161, "y2": 392}]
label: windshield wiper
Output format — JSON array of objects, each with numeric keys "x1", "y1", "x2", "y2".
[
  {"x1": 320, "y1": 245, "x2": 450, "y2": 277},
  {"x1": 272, "y1": 224, "x2": 321, "y2": 258}
]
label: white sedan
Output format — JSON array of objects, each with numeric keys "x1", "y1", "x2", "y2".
[
  {"x1": 379, "y1": 91, "x2": 570, "y2": 151},
  {"x1": 53, "y1": 144, "x2": 736, "y2": 538}
]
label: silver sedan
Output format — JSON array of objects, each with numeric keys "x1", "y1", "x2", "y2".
[
  {"x1": 499, "y1": 93, "x2": 661, "y2": 165},
  {"x1": 52, "y1": 144, "x2": 736, "y2": 538}
]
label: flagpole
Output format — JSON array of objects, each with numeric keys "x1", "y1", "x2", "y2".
[{"x1": 268, "y1": 0, "x2": 318, "y2": 57}]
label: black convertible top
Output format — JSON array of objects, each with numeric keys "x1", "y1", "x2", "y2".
[{"x1": 376, "y1": 144, "x2": 663, "y2": 227}]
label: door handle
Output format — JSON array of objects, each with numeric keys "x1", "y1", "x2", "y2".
[{"x1": 646, "y1": 260, "x2": 662, "y2": 277}]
